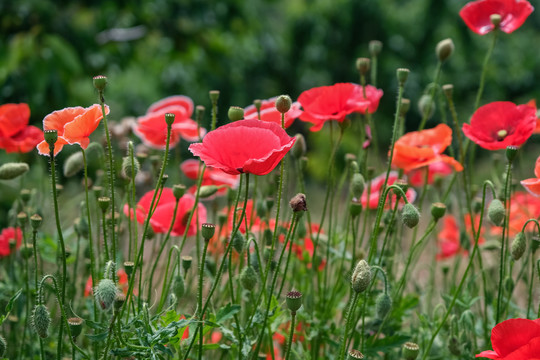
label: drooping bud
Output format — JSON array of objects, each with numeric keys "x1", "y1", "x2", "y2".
[
  {"x1": 430, "y1": 202, "x2": 446, "y2": 220},
  {"x1": 275, "y1": 95, "x2": 292, "y2": 114},
  {"x1": 228, "y1": 106, "x2": 244, "y2": 121},
  {"x1": 95, "y1": 278, "x2": 118, "y2": 310},
  {"x1": 172, "y1": 275, "x2": 185, "y2": 298},
  {"x1": 356, "y1": 57, "x2": 370, "y2": 76},
  {"x1": 240, "y1": 266, "x2": 258, "y2": 291},
  {"x1": 93, "y1": 75, "x2": 108, "y2": 91},
  {"x1": 402, "y1": 342, "x2": 420, "y2": 360},
  {"x1": 435, "y1": 38, "x2": 454, "y2": 62},
  {"x1": 397, "y1": 68, "x2": 410, "y2": 86},
  {"x1": 369, "y1": 40, "x2": 383, "y2": 56},
  {"x1": 418, "y1": 94, "x2": 435, "y2": 119},
  {"x1": 511, "y1": 232, "x2": 526, "y2": 260},
  {"x1": 68, "y1": 317, "x2": 84, "y2": 339},
  {"x1": 201, "y1": 223, "x2": 216, "y2": 242},
  {"x1": 401, "y1": 203, "x2": 420, "y2": 228},
  {"x1": 286, "y1": 290, "x2": 303, "y2": 313},
  {"x1": 63, "y1": 152, "x2": 84, "y2": 177},
  {"x1": 350, "y1": 173, "x2": 365, "y2": 199},
  {"x1": 488, "y1": 199, "x2": 505, "y2": 226},
  {"x1": 291, "y1": 134, "x2": 307, "y2": 159},
  {"x1": 0, "y1": 162, "x2": 29, "y2": 180},
  {"x1": 375, "y1": 292, "x2": 392, "y2": 319},
  {"x1": 32, "y1": 304, "x2": 51, "y2": 338},
  {"x1": 289, "y1": 193, "x2": 307, "y2": 212},
  {"x1": 351, "y1": 260, "x2": 371, "y2": 293},
  {"x1": 232, "y1": 232, "x2": 246, "y2": 253}
]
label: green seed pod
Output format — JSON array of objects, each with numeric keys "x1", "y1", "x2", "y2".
[
  {"x1": 0, "y1": 162, "x2": 29, "y2": 180},
  {"x1": 401, "y1": 203, "x2": 420, "y2": 228},
  {"x1": 375, "y1": 292, "x2": 392, "y2": 319},
  {"x1": 32, "y1": 304, "x2": 51, "y2": 339},
  {"x1": 209, "y1": 90, "x2": 220, "y2": 103},
  {"x1": 350, "y1": 173, "x2": 365, "y2": 199},
  {"x1": 356, "y1": 57, "x2": 370, "y2": 75},
  {"x1": 228, "y1": 106, "x2": 244, "y2": 121},
  {"x1": 402, "y1": 342, "x2": 420, "y2": 360},
  {"x1": 173, "y1": 184, "x2": 186, "y2": 200},
  {"x1": 285, "y1": 290, "x2": 303, "y2": 313},
  {"x1": 511, "y1": 232, "x2": 527, "y2": 260},
  {"x1": 351, "y1": 260, "x2": 371, "y2": 293},
  {"x1": 44, "y1": 130, "x2": 58, "y2": 147},
  {"x1": 430, "y1": 202, "x2": 446, "y2": 221},
  {"x1": 63, "y1": 152, "x2": 84, "y2": 177},
  {"x1": 121, "y1": 156, "x2": 140, "y2": 180},
  {"x1": 114, "y1": 293, "x2": 126, "y2": 310},
  {"x1": 369, "y1": 40, "x2": 383, "y2": 56},
  {"x1": 396, "y1": 68, "x2": 410, "y2": 86},
  {"x1": 93, "y1": 75, "x2": 108, "y2": 91},
  {"x1": 30, "y1": 214, "x2": 42, "y2": 230},
  {"x1": 164, "y1": 113, "x2": 175, "y2": 127},
  {"x1": 275, "y1": 95, "x2": 292, "y2": 114},
  {"x1": 172, "y1": 275, "x2": 185, "y2": 298},
  {"x1": 347, "y1": 349, "x2": 364, "y2": 359},
  {"x1": 240, "y1": 266, "x2": 258, "y2": 291},
  {"x1": 68, "y1": 317, "x2": 84, "y2": 339},
  {"x1": 232, "y1": 232, "x2": 246, "y2": 254},
  {"x1": 124, "y1": 261, "x2": 134, "y2": 279},
  {"x1": 201, "y1": 223, "x2": 216, "y2": 241},
  {"x1": 350, "y1": 201, "x2": 363, "y2": 217},
  {"x1": 504, "y1": 276, "x2": 514, "y2": 293},
  {"x1": 95, "y1": 279, "x2": 118, "y2": 310},
  {"x1": 182, "y1": 256, "x2": 192, "y2": 273},
  {"x1": 488, "y1": 199, "x2": 505, "y2": 226}
]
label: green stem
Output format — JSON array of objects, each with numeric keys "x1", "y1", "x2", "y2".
[
  {"x1": 197, "y1": 238, "x2": 210, "y2": 360},
  {"x1": 418, "y1": 61, "x2": 441, "y2": 131},
  {"x1": 338, "y1": 291, "x2": 360, "y2": 360},
  {"x1": 284, "y1": 312, "x2": 296, "y2": 360},
  {"x1": 474, "y1": 29, "x2": 498, "y2": 111}
]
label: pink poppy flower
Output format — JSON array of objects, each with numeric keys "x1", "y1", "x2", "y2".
[
  {"x1": 244, "y1": 97, "x2": 303, "y2": 128},
  {"x1": 460, "y1": 0, "x2": 534, "y2": 35},
  {"x1": 180, "y1": 159, "x2": 240, "y2": 195},
  {"x1": 360, "y1": 171, "x2": 417, "y2": 210},
  {"x1": 406, "y1": 161, "x2": 454, "y2": 187}
]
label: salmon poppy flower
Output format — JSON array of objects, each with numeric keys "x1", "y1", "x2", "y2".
[
  {"x1": 476, "y1": 318, "x2": 540, "y2": 359},
  {"x1": 133, "y1": 95, "x2": 206, "y2": 149},
  {"x1": 406, "y1": 161, "x2": 454, "y2": 187},
  {"x1": 491, "y1": 191, "x2": 540, "y2": 236},
  {"x1": 0, "y1": 227, "x2": 22, "y2": 257},
  {"x1": 520, "y1": 155, "x2": 540, "y2": 197},
  {"x1": 0, "y1": 104, "x2": 43, "y2": 153},
  {"x1": 189, "y1": 119, "x2": 296, "y2": 176},
  {"x1": 244, "y1": 97, "x2": 303, "y2": 128},
  {"x1": 298, "y1": 83, "x2": 380, "y2": 131},
  {"x1": 360, "y1": 171, "x2": 417, "y2": 210},
  {"x1": 462, "y1": 101, "x2": 536, "y2": 150},
  {"x1": 460, "y1": 0, "x2": 534, "y2": 35},
  {"x1": 180, "y1": 159, "x2": 240, "y2": 196},
  {"x1": 37, "y1": 104, "x2": 110, "y2": 156},
  {"x1": 124, "y1": 188, "x2": 207, "y2": 236},
  {"x1": 392, "y1": 124, "x2": 463, "y2": 173}
]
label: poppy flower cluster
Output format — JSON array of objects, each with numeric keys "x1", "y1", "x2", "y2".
[
  {"x1": 0, "y1": 104, "x2": 42, "y2": 153},
  {"x1": 476, "y1": 318, "x2": 540, "y2": 359},
  {"x1": 189, "y1": 119, "x2": 296, "y2": 176},
  {"x1": 360, "y1": 171, "x2": 417, "y2": 210},
  {"x1": 244, "y1": 97, "x2": 303, "y2": 128},
  {"x1": 133, "y1": 95, "x2": 206, "y2": 149},
  {"x1": 392, "y1": 124, "x2": 463, "y2": 173},
  {"x1": 298, "y1": 83, "x2": 383, "y2": 131},
  {"x1": 0, "y1": 227, "x2": 22, "y2": 257},
  {"x1": 36, "y1": 104, "x2": 110, "y2": 156},
  {"x1": 124, "y1": 188, "x2": 207, "y2": 237},
  {"x1": 462, "y1": 101, "x2": 537, "y2": 151},
  {"x1": 460, "y1": 0, "x2": 534, "y2": 35},
  {"x1": 180, "y1": 159, "x2": 240, "y2": 196}
]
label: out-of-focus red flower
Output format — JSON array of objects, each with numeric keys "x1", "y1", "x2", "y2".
[
  {"x1": 392, "y1": 124, "x2": 463, "y2": 172},
  {"x1": 0, "y1": 227, "x2": 22, "y2": 257},
  {"x1": 244, "y1": 97, "x2": 303, "y2": 128},
  {"x1": 179, "y1": 315, "x2": 190, "y2": 341},
  {"x1": 181, "y1": 159, "x2": 240, "y2": 196},
  {"x1": 406, "y1": 161, "x2": 454, "y2": 187},
  {"x1": 0, "y1": 104, "x2": 43, "y2": 153},
  {"x1": 189, "y1": 119, "x2": 295, "y2": 176},
  {"x1": 273, "y1": 321, "x2": 305, "y2": 345},
  {"x1": 465, "y1": 213, "x2": 486, "y2": 245},
  {"x1": 360, "y1": 171, "x2": 417, "y2": 210},
  {"x1": 133, "y1": 95, "x2": 206, "y2": 149},
  {"x1": 527, "y1": 100, "x2": 540, "y2": 134},
  {"x1": 123, "y1": 188, "x2": 207, "y2": 236},
  {"x1": 37, "y1": 104, "x2": 110, "y2": 156},
  {"x1": 84, "y1": 269, "x2": 131, "y2": 297},
  {"x1": 476, "y1": 318, "x2": 540, "y2": 359},
  {"x1": 437, "y1": 216, "x2": 463, "y2": 260},
  {"x1": 298, "y1": 83, "x2": 380, "y2": 131},
  {"x1": 521, "y1": 155, "x2": 540, "y2": 197},
  {"x1": 491, "y1": 191, "x2": 540, "y2": 237},
  {"x1": 460, "y1": 0, "x2": 534, "y2": 35},
  {"x1": 462, "y1": 101, "x2": 537, "y2": 151}
]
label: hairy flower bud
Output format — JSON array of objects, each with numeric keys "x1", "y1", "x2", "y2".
[
  {"x1": 401, "y1": 203, "x2": 420, "y2": 228},
  {"x1": 511, "y1": 232, "x2": 526, "y2": 260},
  {"x1": 240, "y1": 266, "x2": 258, "y2": 291},
  {"x1": 350, "y1": 173, "x2": 365, "y2": 199},
  {"x1": 232, "y1": 232, "x2": 246, "y2": 254},
  {"x1": 488, "y1": 199, "x2": 505, "y2": 226},
  {"x1": 351, "y1": 260, "x2": 371, "y2": 293},
  {"x1": 32, "y1": 304, "x2": 51, "y2": 338},
  {"x1": 0, "y1": 162, "x2": 29, "y2": 180},
  {"x1": 375, "y1": 292, "x2": 392, "y2": 319},
  {"x1": 0, "y1": 335, "x2": 6, "y2": 357},
  {"x1": 63, "y1": 152, "x2": 84, "y2": 177},
  {"x1": 121, "y1": 156, "x2": 140, "y2": 180},
  {"x1": 228, "y1": 106, "x2": 244, "y2": 121},
  {"x1": 95, "y1": 279, "x2": 118, "y2": 310},
  {"x1": 435, "y1": 38, "x2": 454, "y2": 62},
  {"x1": 275, "y1": 95, "x2": 292, "y2": 114},
  {"x1": 172, "y1": 274, "x2": 185, "y2": 298},
  {"x1": 291, "y1": 134, "x2": 307, "y2": 159}
]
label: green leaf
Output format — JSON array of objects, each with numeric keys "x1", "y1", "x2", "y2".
[
  {"x1": 216, "y1": 303, "x2": 241, "y2": 323},
  {"x1": 0, "y1": 289, "x2": 22, "y2": 325},
  {"x1": 86, "y1": 331, "x2": 109, "y2": 342}
]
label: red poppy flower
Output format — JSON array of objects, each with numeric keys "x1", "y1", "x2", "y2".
[
  {"x1": 189, "y1": 119, "x2": 296, "y2": 176},
  {"x1": 37, "y1": 104, "x2": 110, "y2": 156},
  {"x1": 298, "y1": 83, "x2": 380, "y2": 131},
  {"x1": 133, "y1": 95, "x2": 205, "y2": 149},
  {"x1": 123, "y1": 188, "x2": 207, "y2": 237},
  {"x1": 360, "y1": 171, "x2": 417, "y2": 210},
  {"x1": 180, "y1": 159, "x2": 240, "y2": 196},
  {"x1": 244, "y1": 97, "x2": 303, "y2": 128},
  {"x1": 392, "y1": 124, "x2": 463, "y2": 172},
  {"x1": 460, "y1": 0, "x2": 534, "y2": 35},
  {"x1": 437, "y1": 216, "x2": 463, "y2": 260},
  {"x1": 476, "y1": 318, "x2": 540, "y2": 359},
  {"x1": 406, "y1": 161, "x2": 454, "y2": 187},
  {"x1": 0, "y1": 227, "x2": 22, "y2": 257},
  {"x1": 462, "y1": 101, "x2": 536, "y2": 151},
  {"x1": 0, "y1": 104, "x2": 43, "y2": 153},
  {"x1": 528, "y1": 100, "x2": 540, "y2": 134}
]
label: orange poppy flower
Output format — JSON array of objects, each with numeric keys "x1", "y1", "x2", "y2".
[
  {"x1": 392, "y1": 124, "x2": 463, "y2": 173},
  {"x1": 37, "y1": 104, "x2": 110, "y2": 156}
]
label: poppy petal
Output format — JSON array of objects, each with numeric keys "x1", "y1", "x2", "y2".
[{"x1": 491, "y1": 318, "x2": 540, "y2": 356}]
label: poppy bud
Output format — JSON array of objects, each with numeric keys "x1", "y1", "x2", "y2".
[
  {"x1": 199, "y1": 185, "x2": 219, "y2": 198},
  {"x1": 121, "y1": 156, "x2": 140, "y2": 180},
  {"x1": 32, "y1": 304, "x2": 51, "y2": 338},
  {"x1": 20, "y1": 188, "x2": 31, "y2": 203},
  {"x1": 182, "y1": 256, "x2": 192, "y2": 273},
  {"x1": 275, "y1": 95, "x2": 292, "y2": 114},
  {"x1": 506, "y1": 145, "x2": 518, "y2": 162},
  {"x1": 44, "y1": 130, "x2": 58, "y2": 147},
  {"x1": 430, "y1": 202, "x2": 446, "y2": 220},
  {"x1": 63, "y1": 152, "x2": 84, "y2": 177},
  {"x1": 418, "y1": 94, "x2": 435, "y2": 119},
  {"x1": 396, "y1": 68, "x2": 410, "y2": 86},
  {"x1": 201, "y1": 223, "x2": 216, "y2": 242},
  {"x1": 232, "y1": 232, "x2": 246, "y2": 253},
  {"x1": 442, "y1": 84, "x2": 453, "y2": 99},
  {"x1": 195, "y1": 105, "x2": 205, "y2": 124},
  {"x1": 490, "y1": 14, "x2": 502, "y2": 28},
  {"x1": 164, "y1": 113, "x2": 175, "y2": 127},
  {"x1": 285, "y1": 290, "x2": 303, "y2": 313},
  {"x1": 17, "y1": 212, "x2": 27, "y2": 227},
  {"x1": 291, "y1": 134, "x2": 307, "y2": 159},
  {"x1": 173, "y1": 184, "x2": 186, "y2": 200},
  {"x1": 435, "y1": 38, "x2": 454, "y2": 62},
  {"x1": 400, "y1": 98, "x2": 411, "y2": 116},
  {"x1": 30, "y1": 214, "x2": 42, "y2": 230},
  {"x1": 349, "y1": 160, "x2": 359, "y2": 174},
  {"x1": 98, "y1": 197, "x2": 111, "y2": 213},
  {"x1": 93, "y1": 75, "x2": 108, "y2": 91},
  {"x1": 228, "y1": 106, "x2": 244, "y2": 121},
  {"x1": 369, "y1": 40, "x2": 383, "y2": 56},
  {"x1": 95, "y1": 278, "x2": 118, "y2": 310},
  {"x1": 487, "y1": 199, "x2": 505, "y2": 226},
  {"x1": 356, "y1": 57, "x2": 370, "y2": 75},
  {"x1": 350, "y1": 173, "x2": 365, "y2": 199},
  {"x1": 347, "y1": 349, "x2": 364, "y2": 359},
  {"x1": 289, "y1": 193, "x2": 307, "y2": 212},
  {"x1": 350, "y1": 201, "x2": 363, "y2": 217},
  {"x1": 253, "y1": 99, "x2": 262, "y2": 112},
  {"x1": 68, "y1": 317, "x2": 84, "y2": 339},
  {"x1": 0, "y1": 162, "x2": 29, "y2": 180},
  {"x1": 504, "y1": 276, "x2": 514, "y2": 292},
  {"x1": 0, "y1": 335, "x2": 5, "y2": 357},
  {"x1": 375, "y1": 292, "x2": 392, "y2": 319},
  {"x1": 351, "y1": 259, "x2": 371, "y2": 293},
  {"x1": 240, "y1": 266, "x2": 258, "y2": 291},
  {"x1": 209, "y1": 90, "x2": 220, "y2": 103},
  {"x1": 511, "y1": 232, "x2": 526, "y2": 260},
  {"x1": 124, "y1": 261, "x2": 135, "y2": 279},
  {"x1": 402, "y1": 342, "x2": 420, "y2": 360},
  {"x1": 401, "y1": 203, "x2": 420, "y2": 228},
  {"x1": 172, "y1": 275, "x2": 185, "y2": 298}
]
